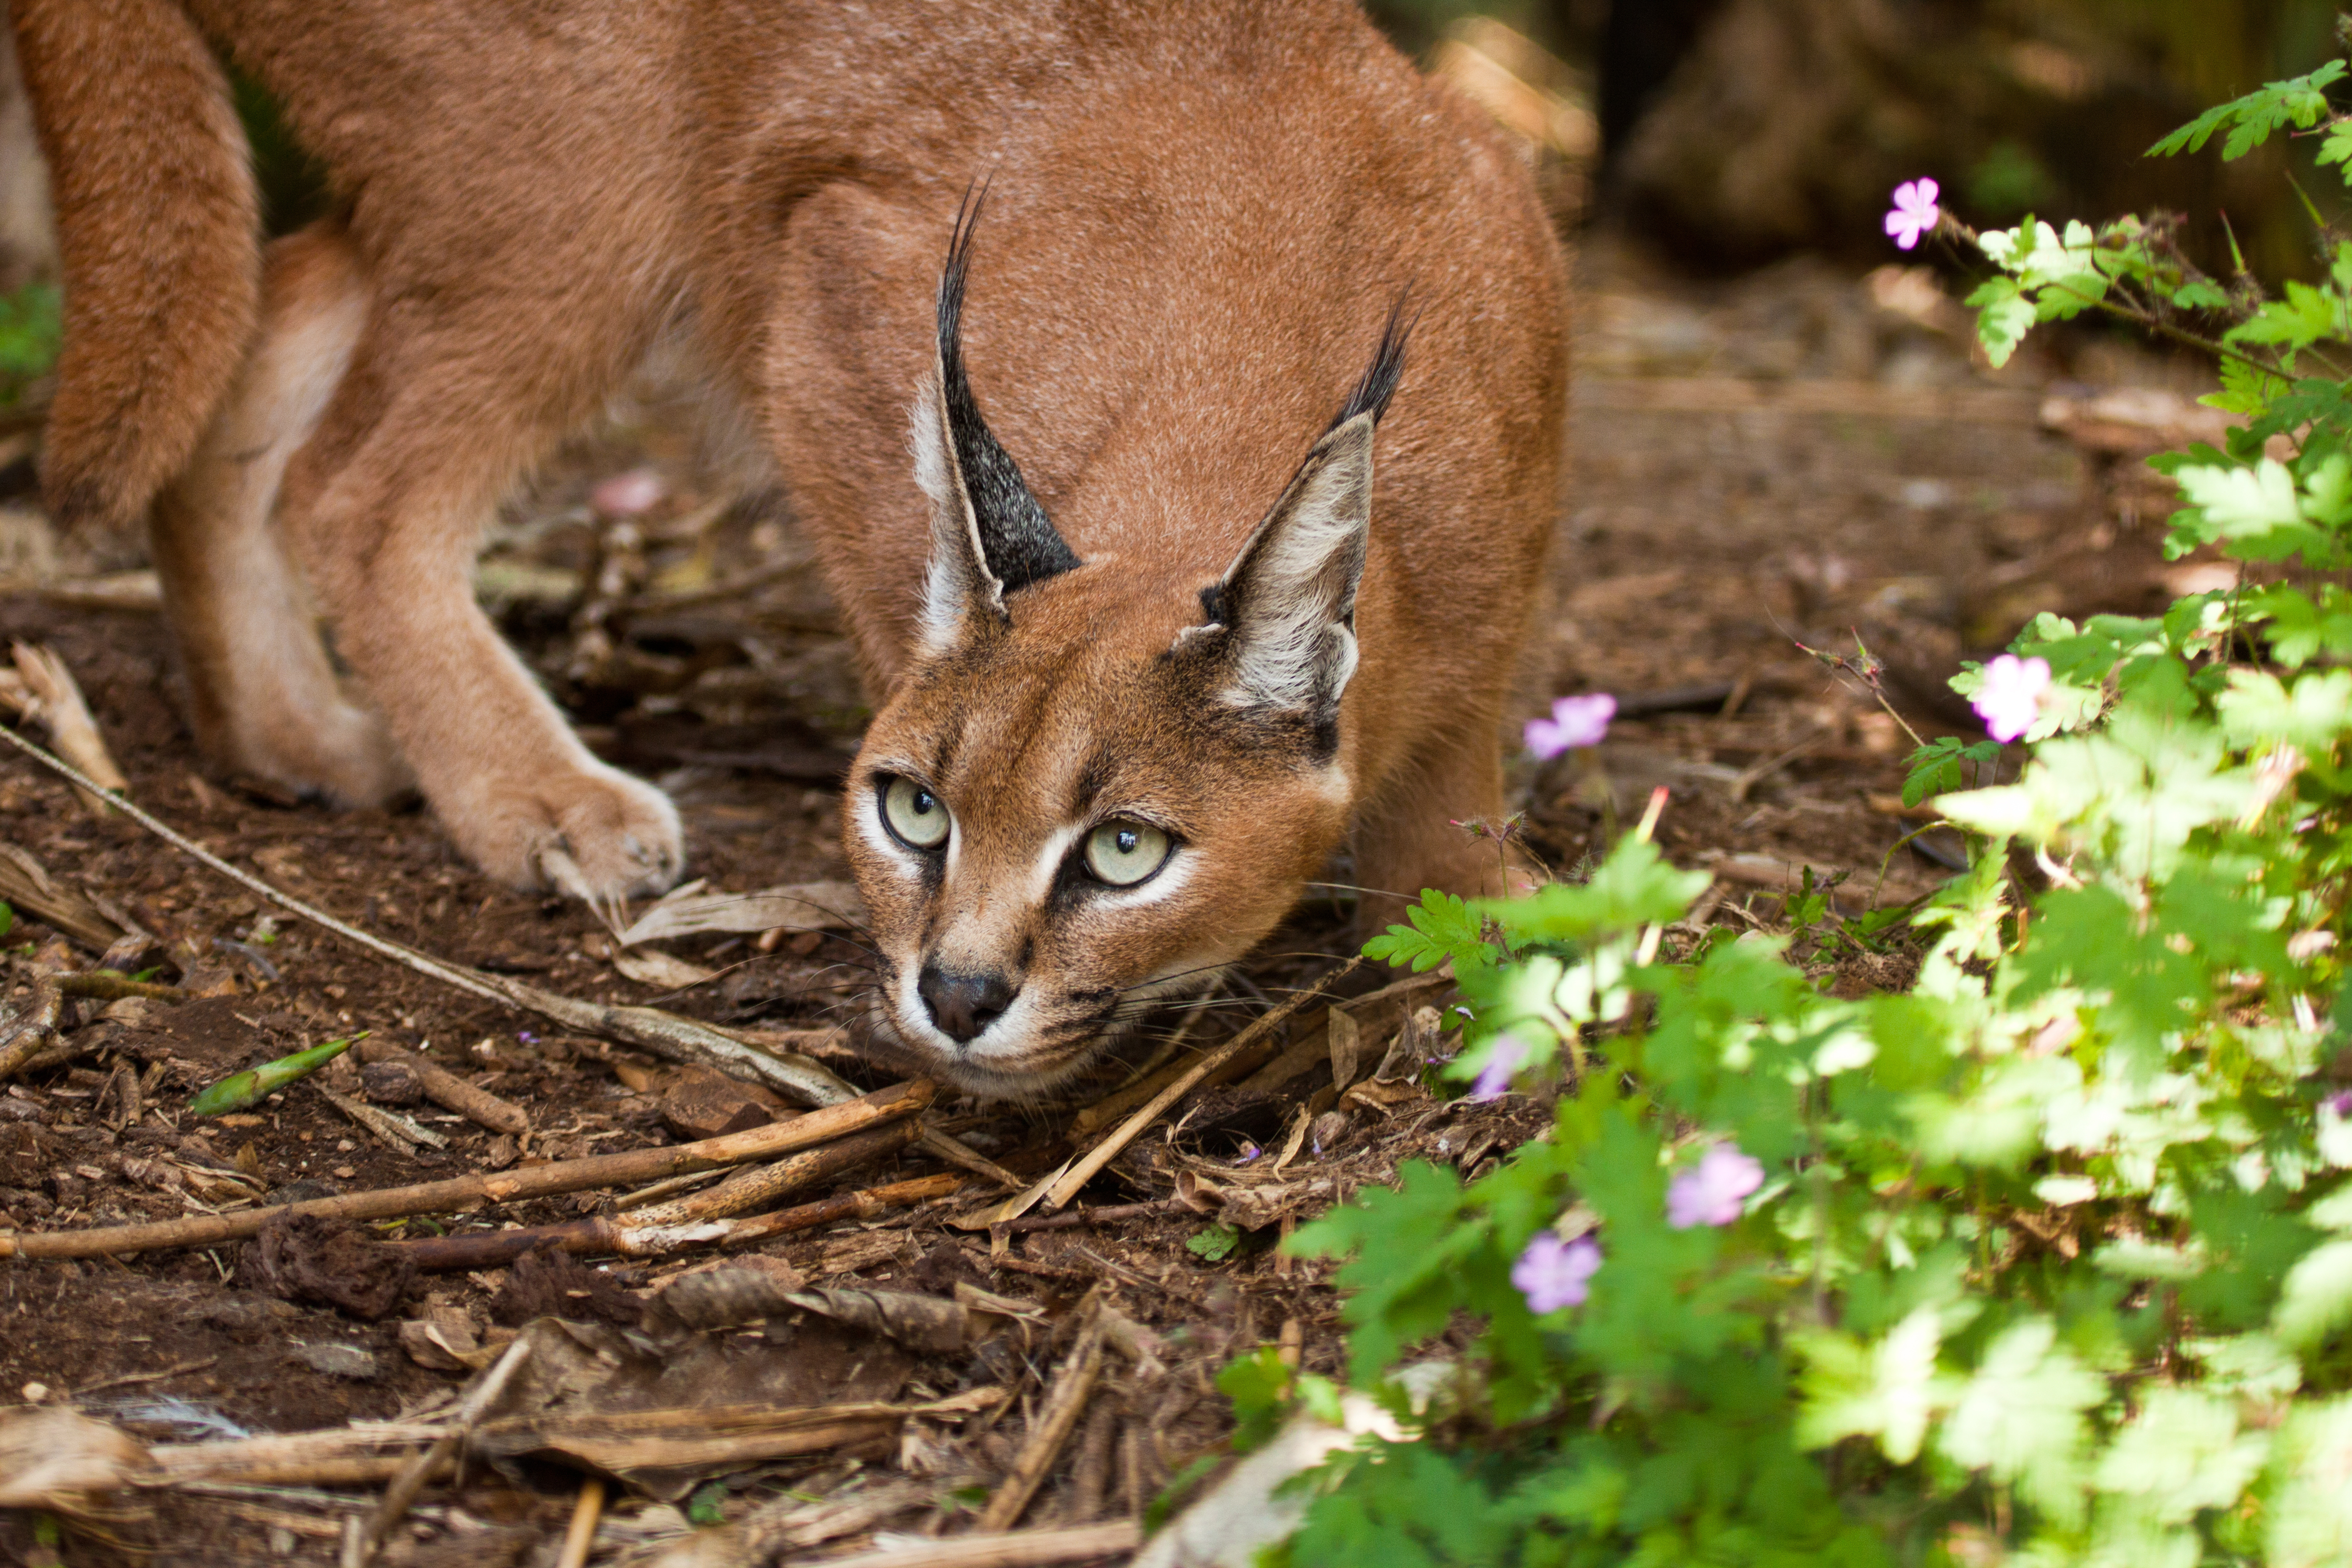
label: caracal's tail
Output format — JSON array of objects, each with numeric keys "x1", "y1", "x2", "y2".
[{"x1": 11, "y1": 0, "x2": 258, "y2": 530}]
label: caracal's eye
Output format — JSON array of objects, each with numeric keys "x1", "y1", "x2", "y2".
[
  {"x1": 1085, "y1": 820, "x2": 1171, "y2": 886},
  {"x1": 881, "y1": 777, "x2": 951, "y2": 850}
]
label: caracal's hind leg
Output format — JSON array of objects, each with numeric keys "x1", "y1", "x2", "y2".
[
  {"x1": 272, "y1": 286, "x2": 682, "y2": 904},
  {"x1": 150, "y1": 223, "x2": 410, "y2": 805}
]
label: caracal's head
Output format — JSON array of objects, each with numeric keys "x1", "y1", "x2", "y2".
[{"x1": 843, "y1": 197, "x2": 1406, "y2": 1098}]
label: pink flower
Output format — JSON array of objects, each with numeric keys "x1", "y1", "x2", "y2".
[
  {"x1": 590, "y1": 467, "x2": 667, "y2": 518},
  {"x1": 1525, "y1": 693, "x2": 1616, "y2": 759},
  {"x1": 1884, "y1": 179, "x2": 1940, "y2": 251},
  {"x1": 1666, "y1": 1143, "x2": 1765, "y2": 1229},
  {"x1": 1467, "y1": 1034, "x2": 1528, "y2": 1102},
  {"x1": 1972, "y1": 653, "x2": 2051, "y2": 743},
  {"x1": 1513, "y1": 1232, "x2": 1602, "y2": 1312}
]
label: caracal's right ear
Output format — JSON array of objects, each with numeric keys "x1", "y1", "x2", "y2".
[
  {"x1": 1177, "y1": 305, "x2": 1412, "y2": 756},
  {"x1": 909, "y1": 185, "x2": 1080, "y2": 656}
]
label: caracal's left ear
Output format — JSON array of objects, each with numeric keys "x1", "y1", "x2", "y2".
[
  {"x1": 1182, "y1": 306, "x2": 1410, "y2": 744},
  {"x1": 909, "y1": 184, "x2": 1080, "y2": 656}
]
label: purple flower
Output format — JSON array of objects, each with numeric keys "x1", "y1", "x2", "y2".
[
  {"x1": 1513, "y1": 1232, "x2": 1602, "y2": 1312},
  {"x1": 1667, "y1": 1143, "x2": 1766, "y2": 1229},
  {"x1": 1525, "y1": 693, "x2": 1616, "y2": 759},
  {"x1": 2327, "y1": 1091, "x2": 2352, "y2": 1118},
  {"x1": 517, "y1": 1030, "x2": 538, "y2": 1045},
  {"x1": 1884, "y1": 179, "x2": 1940, "y2": 250},
  {"x1": 1972, "y1": 654, "x2": 2051, "y2": 744},
  {"x1": 1468, "y1": 1034, "x2": 1528, "y2": 1102},
  {"x1": 1231, "y1": 1141, "x2": 1262, "y2": 1165}
]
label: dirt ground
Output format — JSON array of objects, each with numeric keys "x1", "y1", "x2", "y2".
[{"x1": 0, "y1": 230, "x2": 2205, "y2": 1566}]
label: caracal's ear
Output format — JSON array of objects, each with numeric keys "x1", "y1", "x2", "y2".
[
  {"x1": 910, "y1": 185, "x2": 1080, "y2": 655},
  {"x1": 1183, "y1": 306, "x2": 1411, "y2": 742}
]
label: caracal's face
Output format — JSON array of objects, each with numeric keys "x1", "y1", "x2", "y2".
[{"x1": 843, "y1": 563, "x2": 1349, "y2": 1098}]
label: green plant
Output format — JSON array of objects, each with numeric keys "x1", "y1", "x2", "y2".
[
  {"x1": 1229, "y1": 44, "x2": 2352, "y2": 1568},
  {"x1": 0, "y1": 281, "x2": 59, "y2": 399}
]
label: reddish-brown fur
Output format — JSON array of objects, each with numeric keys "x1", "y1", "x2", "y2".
[{"x1": 17, "y1": 0, "x2": 1566, "y2": 1094}]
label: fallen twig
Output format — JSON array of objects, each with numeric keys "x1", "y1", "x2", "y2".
[
  {"x1": 0, "y1": 1079, "x2": 932, "y2": 1260},
  {"x1": 348, "y1": 1334, "x2": 534, "y2": 1568},
  {"x1": 356, "y1": 1038, "x2": 528, "y2": 1134},
  {"x1": 0, "y1": 977, "x2": 61, "y2": 1085},
  {"x1": 817, "y1": 1522, "x2": 1142, "y2": 1568},
  {"x1": 8, "y1": 641, "x2": 128, "y2": 815},
  {"x1": 316, "y1": 1082, "x2": 447, "y2": 1153},
  {"x1": 476, "y1": 1388, "x2": 1005, "y2": 1474},
  {"x1": 556, "y1": 1477, "x2": 604, "y2": 1568},
  {"x1": 1040, "y1": 957, "x2": 1366, "y2": 1212},
  {"x1": 393, "y1": 1122, "x2": 926, "y2": 1270},
  {"x1": 55, "y1": 970, "x2": 180, "y2": 1002},
  {"x1": 0, "y1": 839, "x2": 128, "y2": 950},
  {"x1": 992, "y1": 1197, "x2": 1186, "y2": 1236},
  {"x1": 146, "y1": 1423, "x2": 456, "y2": 1487},
  {"x1": 977, "y1": 1290, "x2": 1109, "y2": 1532}
]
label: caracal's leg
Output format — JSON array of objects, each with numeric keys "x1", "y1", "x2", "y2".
[
  {"x1": 271, "y1": 281, "x2": 682, "y2": 903},
  {"x1": 149, "y1": 222, "x2": 410, "y2": 805}
]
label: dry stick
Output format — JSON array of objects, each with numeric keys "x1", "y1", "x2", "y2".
[
  {"x1": 555, "y1": 1477, "x2": 604, "y2": 1568},
  {"x1": 1039, "y1": 956, "x2": 1366, "y2": 1212},
  {"x1": 349, "y1": 1334, "x2": 535, "y2": 1568},
  {"x1": 394, "y1": 1121, "x2": 925, "y2": 1271},
  {"x1": 0, "y1": 840, "x2": 127, "y2": 949},
  {"x1": 147, "y1": 1422, "x2": 457, "y2": 1486},
  {"x1": 317, "y1": 1083, "x2": 444, "y2": 1154},
  {"x1": 0, "y1": 978, "x2": 61, "y2": 1085},
  {"x1": 55, "y1": 971, "x2": 181, "y2": 1002},
  {"x1": 993, "y1": 1197, "x2": 1186, "y2": 1236},
  {"x1": 9, "y1": 641, "x2": 129, "y2": 815},
  {"x1": 798, "y1": 1523, "x2": 1142, "y2": 1568},
  {"x1": 356, "y1": 1038, "x2": 528, "y2": 1134},
  {"x1": 976, "y1": 1290, "x2": 1110, "y2": 1532},
  {"x1": 0, "y1": 723, "x2": 1011, "y2": 1183},
  {"x1": 0, "y1": 1079, "x2": 931, "y2": 1260}
]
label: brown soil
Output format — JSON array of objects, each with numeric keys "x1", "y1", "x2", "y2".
[{"x1": 0, "y1": 234, "x2": 2196, "y2": 1565}]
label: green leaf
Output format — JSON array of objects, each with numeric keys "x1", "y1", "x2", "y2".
[
  {"x1": 1186, "y1": 1223, "x2": 1241, "y2": 1262},
  {"x1": 686, "y1": 1481, "x2": 729, "y2": 1527},
  {"x1": 2217, "y1": 667, "x2": 2352, "y2": 753},
  {"x1": 2093, "y1": 1388, "x2": 2269, "y2": 1523},
  {"x1": 2149, "y1": 60, "x2": 2346, "y2": 159},
  {"x1": 1216, "y1": 1345, "x2": 1294, "y2": 1453},
  {"x1": 1791, "y1": 1307, "x2": 1947, "y2": 1463},
  {"x1": 1363, "y1": 889, "x2": 1495, "y2": 974},
  {"x1": 0, "y1": 901, "x2": 11, "y2": 938},
  {"x1": 2273, "y1": 1237, "x2": 2352, "y2": 1351},
  {"x1": 1938, "y1": 1318, "x2": 2105, "y2": 1522},
  {"x1": 2174, "y1": 278, "x2": 2231, "y2": 311},
  {"x1": 1485, "y1": 834, "x2": 1710, "y2": 946},
  {"x1": 1966, "y1": 275, "x2": 2036, "y2": 367}
]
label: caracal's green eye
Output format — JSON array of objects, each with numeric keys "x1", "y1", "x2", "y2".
[
  {"x1": 1085, "y1": 820, "x2": 1170, "y2": 886},
  {"x1": 881, "y1": 777, "x2": 951, "y2": 850}
]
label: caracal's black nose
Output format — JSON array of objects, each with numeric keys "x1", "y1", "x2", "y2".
[{"x1": 918, "y1": 963, "x2": 1018, "y2": 1044}]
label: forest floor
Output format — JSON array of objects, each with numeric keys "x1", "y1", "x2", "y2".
[{"x1": 0, "y1": 230, "x2": 2209, "y2": 1567}]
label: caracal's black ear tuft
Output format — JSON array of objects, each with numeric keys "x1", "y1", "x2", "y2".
[
  {"x1": 933, "y1": 183, "x2": 1079, "y2": 591},
  {"x1": 1324, "y1": 293, "x2": 1413, "y2": 434},
  {"x1": 1179, "y1": 305, "x2": 1413, "y2": 751}
]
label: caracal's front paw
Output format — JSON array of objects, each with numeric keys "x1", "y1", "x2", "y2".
[
  {"x1": 448, "y1": 760, "x2": 684, "y2": 906},
  {"x1": 226, "y1": 700, "x2": 414, "y2": 810}
]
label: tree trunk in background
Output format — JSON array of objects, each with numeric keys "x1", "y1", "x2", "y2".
[{"x1": 1606, "y1": 0, "x2": 2332, "y2": 277}]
